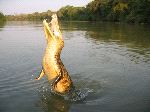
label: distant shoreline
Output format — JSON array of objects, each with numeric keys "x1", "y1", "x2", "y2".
[
  {"x1": 5, "y1": 19, "x2": 150, "y2": 25},
  {"x1": 2, "y1": 0, "x2": 150, "y2": 24}
]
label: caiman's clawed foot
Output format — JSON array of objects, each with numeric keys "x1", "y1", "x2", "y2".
[{"x1": 35, "y1": 69, "x2": 45, "y2": 80}]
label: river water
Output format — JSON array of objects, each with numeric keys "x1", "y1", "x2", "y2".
[{"x1": 0, "y1": 21, "x2": 150, "y2": 112}]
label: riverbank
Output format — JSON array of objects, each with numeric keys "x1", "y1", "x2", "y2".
[{"x1": 5, "y1": 0, "x2": 150, "y2": 24}]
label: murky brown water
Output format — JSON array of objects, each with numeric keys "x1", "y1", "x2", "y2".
[{"x1": 0, "y1": 21, "x2": 150, "y2": 112}]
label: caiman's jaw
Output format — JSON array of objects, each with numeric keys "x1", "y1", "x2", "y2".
[
  {"x1": 43, "y1": 19, "x2": 63, "y2": 42},
  {"x1": 43, "y1": 20, "x2": 55, "y2": 41}
]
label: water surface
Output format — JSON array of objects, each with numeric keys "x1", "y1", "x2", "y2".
[{"x1": 0, "y1": 21, "x2": 150, "y2": 112}]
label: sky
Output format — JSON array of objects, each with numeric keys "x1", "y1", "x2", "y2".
[{"x1": 0, "y1": 0, "x2": 92, "y2": 15}]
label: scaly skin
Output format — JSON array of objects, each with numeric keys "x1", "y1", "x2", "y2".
[{"x1": 36, "y1": 15, "x2": 73, "y2": 95}]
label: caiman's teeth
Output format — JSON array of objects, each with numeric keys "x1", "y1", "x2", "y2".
[{"x1": 43, "y1": 19, "x2": 55, "y2": 40}]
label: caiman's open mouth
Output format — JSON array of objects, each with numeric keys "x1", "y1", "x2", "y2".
[
  {"x1": 43, "y1": 18, "x2": 62, "y2": 42},
  {"x1": 43, "y1": 20, "x2": 56, "y2": 40}
]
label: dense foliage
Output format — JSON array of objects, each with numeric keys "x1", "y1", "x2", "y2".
[
  {"x1": 57, "y1": 6, "x2": 88, "y2": 21},
  {"x1": 57, "y1": 0, "x2": 150, "y2": 23},
  {"x1": 0, "y1": 12, "x2": 6, "y2": 21},
  {"x1": 95, "y1": 0, "x2": 150, "y2": 23},
  {"x1": 6, "y1": 0, "x2": 150, "y2": 23}
]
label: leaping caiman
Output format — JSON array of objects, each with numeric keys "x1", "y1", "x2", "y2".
[{"x1": 36, "y1": 14, "x2": 74, "y2": 95}]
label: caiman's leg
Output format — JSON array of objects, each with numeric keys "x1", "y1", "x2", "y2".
[
  {"x1": 51, "y1": 58, "x2": 63, "y2": 86},
  {"x1": 35, "y1": 69, "x2": 45, "y2": 80},
  {"x1": 51, "y1": 71, "x2": 63, "y2": 91}
]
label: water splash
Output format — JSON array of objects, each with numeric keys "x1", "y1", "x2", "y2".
[
  {"x1": 63, "y1": 88, "x2": 92, "y2": 102},
  {"x1": 37, "y1": 81, "x2": 93, "y2": 102}
]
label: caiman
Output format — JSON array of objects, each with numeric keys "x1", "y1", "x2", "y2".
[{"x1": 36, "y1": 14, "x2": 73, "y2": 95}]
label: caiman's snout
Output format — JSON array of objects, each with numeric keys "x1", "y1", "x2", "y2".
[
  {"x1": 43, "y1": 19, "x2": 55, "y2": 41},
  {"x1": 43, "y1": 14, "x2": 62, "y2": 43}
]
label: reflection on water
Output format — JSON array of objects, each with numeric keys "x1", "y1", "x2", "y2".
[
  {"x1": 0, "y1": 21, "x2": 150, "y2": 112},
  {"x1": 61, "y1": 21, "x2": 150, "y2": 65},
  {"x1": 0, "y1": 21, "x2": 6, "y2": 30},
  {"x1": 40, "y1": 94, "x2": 70, "y2": 112},
  {"x1": 85, "y1": 23, "x2": 150, "y2": 64},
  {"x1": 37, "y1": 85, "x2": 71, "y2": 112}
]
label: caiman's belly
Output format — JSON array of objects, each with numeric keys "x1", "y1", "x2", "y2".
[
  {"x1": 42, "y1": 55, "x2": 58, "y2": 81},
  {"x1": 42, "y1": 54, "x2": 73, "y2": 94},
  {"x1": 43, "y1": 56, "x2": 73, "y2": 94}
]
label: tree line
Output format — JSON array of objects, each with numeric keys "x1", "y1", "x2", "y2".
[
  {"x1": 5, "y1": 0, "x2": 150, "y2": 23},
  {"x1": 6, "y1": 10, "x2": 52, "y2": 21}
]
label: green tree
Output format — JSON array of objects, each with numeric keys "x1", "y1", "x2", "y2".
[
  {"x1": 0, "y1": 12, "x2": 6, "y2": 21},
  {"x1": 127, "y1": 0, "x2": 150, "y2": 23}
]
